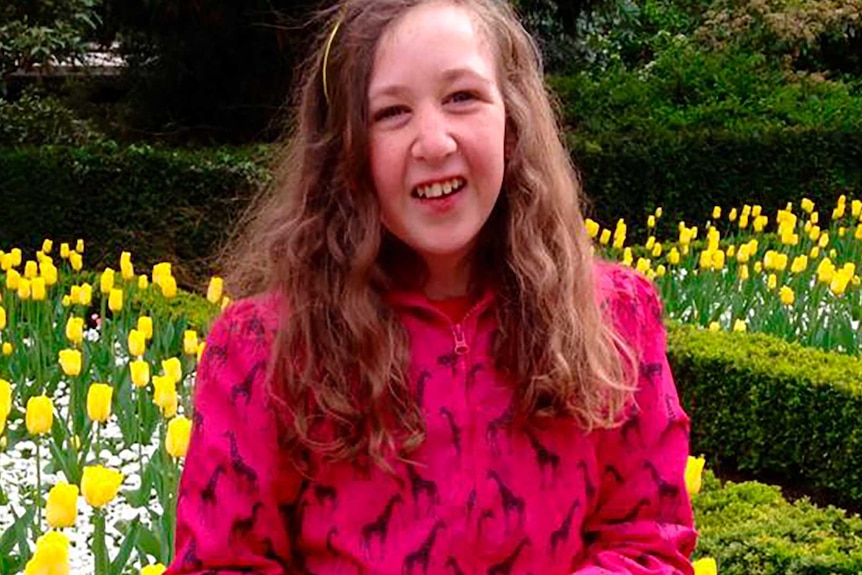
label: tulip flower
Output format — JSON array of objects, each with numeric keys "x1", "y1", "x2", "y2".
[
  {"x1": 58, "y1": 349, "x2": 82, "y2": 377},
  {"x1": 76, "y1": 238, "x2": 84, "y2": 253},
  {"x1": 26, "y1": 395, "x2": 54, "y2": 435},
  {"x1": 69, "y1": 252, "x2": 83, "y2": 271},
  {"x1": 65, "y1": 317, "x2": 84, "y2": 346},
  {"x1": 42, "y1": 239, "x2": 53, "y2": 254},
  {"x1": 81, "y1": 465, "x2": 123, "y2": 508},
  {"x1": 141, "y1": 565, "x2": 167, "y2": 575},
  {"x1": 120, "y1": 251, "x2": 134, "y2": 280},
  {"x1": 779, "y1": 286, "x2": 795, "y2": 306},
  {"x1": 584, "y1": 219, "x2": 600, "y2": 239},
  {"x1": 60, "y1": 243, "x2": 70, "y2": 258},
  {"x1": 166, "y1": 415, "x2": 192, "y2": 458},
  {"x1": 17, "y1": 277, "x2": 31, "y2": 300},
  {"x1": 152, "y1": 262, "x2": 172, "y2": 287},
  {"x1": 732, "y1": 319, "x2": 747, "y2": 332},
  {"x1": 108, "y1": 288, "x2": 123, "y2": 313},
  {"x1": 24, "y1": 530, "x2": 70, "y2": 575},
  {"x1": 692, "y1": 557, "x2": 717, "y2": 575},
  {"x1": 207, "y1": 276, "x2": 224, "y2": 304},
  {"x1": 153, "y1": 375, "x2": 177, "y2": 411},
  {"x1": 162, "y1": 357, "x2": 182, "y2": 385},
  {"x1": 183, "y1": 330, "x2": 199, "y2": 355},
  {"x1": 130, "y1": 360, "x2": 150, "y2": 388},
  {"x1": 10, "y1": 248, "x2": 21, "y2": 266},
  {"x1": 100, "y1": 268, "x2": 115, "y2": 294},
  {"x1": 87, "y1": 384, "x2": 113, "y2": 423},
  {"x1": 196, "y1": 342, "x2": 206, "y2": 362},
  {"x1": 128, "y1": 329, "x2": 146, "y2": 358},
  {"x1": 221, "y1": 296, "x2": 231, "y2": 310},
  {"x1": 159, "y1": 275, "x2": 177, "y2": 298},
  {"x1": 0, "y1": 378, "x2": 11, "y2": 434},
  {"x1": 0, "y1": 306, "x2": 6, "y2": 330},
  {"x1": 599, "y1": 229, "x2": 611, "y2": 245},
  {"x1": 138, "y1": 274, "x2": 149, "y2": 290},
  {"x1": 46, "y1": 482, "x2": 79, "y2": 529},
  {"x1": 685, "y1": 455, "x2": 706, "y2": 495},
  {"x1": 137, "y1": 316, "x2": 153, "y2": 340},
  {"x1": 2, "y1": 342, "x2": 12, "y2": 355},
  {"x1": 24, "y1": 259, "x2": 38, "y2": 279}
]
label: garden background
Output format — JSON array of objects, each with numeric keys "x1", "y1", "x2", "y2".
[{"x1": 1, "y1": 0, "x2": 862, "y2": 573}]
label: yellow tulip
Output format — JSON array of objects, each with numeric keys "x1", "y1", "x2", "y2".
[
  {"x1": 183, "y1": 330, "x2": 199, "y2": 355},
  {"x1": 46, "y1": 482, "x2": 79, "y2": 529},
  {"x1": 42, "y1": 239, "x2": 53, "y2": 254},
  {"x1": 698, "y1": 250, "x2": 712, "y2": 270},
  {"x1": 692, "y1": 557, "x2": 717, "y2": 575},
  {"x1": 138, "y1": 274, "x2": 149, "y2": 290},
  {"x1": 137, "y1": 316, "x2": 153, "y2": 340},
  {"x1": 790, "y1": 255, "x2": 808, "y2": 274},
  {"x1": 0, "y1": 253, "x2": 11, "y2": 271},
  {"x1": 69, "y1": 252, "x2": 83, "y2": 271},
  {"x1": 0, "y1": 306, "x2": 6, "y2": 330},
  {"x1": 153, "y1": 375, "x2": 177, "y2": 410},
  {"x1": 100, "y1": 268, "x2": 115, "y2": 294},
  {"x1": 24, "y1": 530, "x2": 69, "y2": 575},
  {"x1": 738, "y1": 213, "x2": 749, "y2": 229},
  {"x1": 60, "y1": 243, "x2": 70, "y2": 259},
  {"x1": 735, "y1": 244, "x2": 750, "y2": 264},
  {"x1": 654, "y1": 207, "x2": 663, "y2": 218},
  {"x1": 196, "y1": 341, "x2": 206, "y2": 362},
  {"x1": 767, "y1": 273, "x2": 777, "y2": 290},
  {"x1": 752, "y1": 204, "x2": 762, "y2": 217},
  {"x1": 635, "y1": 258, "x2": 651, "y2": 274},
  {"x1": 811, "y1": 211, "x2": 819, "y2": 225},
  {"x1": 58, "y1": 349, "x2": 82, "y2": 377},
  {"x1": 141, "y1": 564, "x2": 167, "y2": 575},
  {"x1": 753, "y1": 215, "x2": 767, "y2": 233},
  {"x1": 163, "y1": 391, "x2": 178, "y2": 418},
  {"x1": 711, "y1": 206, "x2": 721, "y2": 219},
  {"x1": 120, "y1": 259, "x2": 135, "y2": 281},
  {"x1": 24, "y1": 260, "x2": 38, "y2": 279},
  {"x1": 728, "y1": 207, "x2": 737, "y2": 222},
  {"x1": 818, "y1": 232, "x2": 829, "y2": 248},
  {"x1": 2, "y1": 342, "x2": 12, "y2": 355},
  {"x1": 810, "y1": 246, "x2": 821, "y2": 259},
  {"x1": 801, "y1": 197, "x2": 814, "y2": 213},
  {"x1": 40, "y1": 261, "x2": 58, "y2": 286},
  {"x1": 584, "y1": 218, "x2": 600, "y2": 239},
  {"x1": 162, "y1": 357, "x2": 182, "y2": 384},
  {"x1": 76, "y1": 239, "x2": 84, "y2": 253},
  {"x1": 166, "y1": 415, "x2": 192, "y2": 458},
  {"x1": 108, "y1": 288, "x2": 123, "y2": 312},
  {"x1": 739, "y1": 264, "x2": 749, "y2": 281},
  {"x1": 733, "y1": 319, "x2": 747, "y2": 332},
  {"x1": 152, "y1": 262, "x2": 173, "y2": 287},
  {"x1": 599, "y1": 229, "x2": 611, "y2": 245},
  {"x1": 65, "y1": 317, "x2": 84, "y2": 346},
  {"x1": 0, "y1": 378, "x2": 11, "y2": 434},
  {"x1": 128, "y1": 329, "x2": 146, "y2": 358},
  {"x1": 10, "y1": 248, "x2": 21, "y2": 267},
  {"x1": 81, "y1": 465, "x2": 123, "y2": 508},
  {"x1": 754, "y1": 261, "x2": 763, "y2": 273},
  {"x1": 779, "y1": 286, "x2": 795, "y2": 306},
  {"x1": 645, "y1": 236, "x2": 655, "y2": 251},
  {"x1": 647, "y1": 214, "x2": 656, "y2": 228},
  {"x1": 206, "y1": 277, "x2": 224, "y2": 305},
  {"x1": 667, "y1": 247, "x2": 680, "y2": 265},
  {"x1": 159, "y1": 275, "x2": 177, "y2": 298},
  {"x1": 70, "y1": 285, "x2": 82, "y2": 306},
  {"x1": 711, "y1": 250, "x2": 725, "y2": 271},
  {"x1": 26, "y1": 395, "x2": 54, "y2": 435},
  {"x1": 86, "y1": 383, "x2": 113, "y2": 423},
  {"x1": 622, "y1": 247, "x2": 633, "y2": 267},
  {"x1": 221, "y1": 296, "x2": 231, "y2": 310},
  {"x1": 708, "y1": 322, "x2": 720, "y2": 332},
  {"x1": 817, "y1": 258, "x2": 835, "y2": 284},
  {"x1": 725, "y1": 244, "x2": 734, "y2": 258},
  {"x1": 17, "y1": 277, "x2": 31, "y2": 300},
  {"x1": 651, "y1": 242, "x2": 662, "y2": 258},
  {"x1": 830, "y1": 271, "x2": 851, "y2": 296},
  {"x1": 130, "y1": 360, "x2": 151, "y2": 389}
]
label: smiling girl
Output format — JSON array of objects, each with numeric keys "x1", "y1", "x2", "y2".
[{"x1": 166, "y1": 1, "x2": 697, "y2": 574}]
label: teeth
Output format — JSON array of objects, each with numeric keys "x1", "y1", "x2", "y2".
[{"x1": 415, "y1": 178, "x2": 464, "y2": 198}]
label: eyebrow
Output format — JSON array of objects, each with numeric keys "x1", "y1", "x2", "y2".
[{"x1": 368, "y1": 67, "x2": 494, "y2": 100}]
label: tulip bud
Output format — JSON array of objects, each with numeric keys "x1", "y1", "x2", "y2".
[
  {"x1": 159, "y1": 275, "x2": 177, "y2": 299},
  {"x1": 733, "y1": 319, "x2": 747, "y2": 332},
  {"x1": 25, "y1": 530, "x2": 70, "y2": 575},
  {"x1": 0, "y1": 378, "x2": 11, "y2": 435},
  {"x1": 60, "y1": 243, "x2": 70, "y2": 259},
  {"x1": 153, "y1": 375, "x2": 177, "y2": 410},
  {"x1": 46, "y1": 482, "x2": 79, "y2": 529},
  {"x1": 692, "y1": 557, "x2": 717, "y2": 575},
  {"x1": 5, "y1": 268, "x2": 19, "y2": 290},
  {"x1": 138, "y1": 274, "x2": 149, "y2": 290},
  {"x1": 65, "y1": 316, "x2": 84, "y2": 346},
  {"x1": 196, "y1": 342, "x2": 206, "y2": 362},
  {"x1": 128, "y1": 329, "x2": 146, "y2": 358},
  {"x1": 137, "y1": 316, "x2": 153, "y2": 340},
  {"x1": 40, "y1": 261, "x2": 58, "y2": 286},
  {"x1": 26, "y1": 395, "x2": 54, "y2": 435},
  {"x1": 76, "y1": 239, "x2": 85, "y2": 253},
  {"x1": 2, "y1": 342, "x2": 12, "y2": 355},
  {"x1": 58, "y1": 349, "x2": 82, "y2": 377},
  {"x1": 183, "y1": 331, "x2": 199, "y2": 355},
  {"x1": 206, "y1": 276, "x2": 224, "y2": 304},
  {"x1": 708, "y1": 322, "x2": 720, "y2": 332},
  {"x1": 141, "y1": 565, "x2": 167, "y2": 575},
  {"x1": 100, "y1": 268, "x2": 115, "y2": 294},
  {"x1": 69, "y1": 252, "x2": 83, "y2": 271},
  {"x1": 24, "y1": 260, "x2": 38, "y2": 279},
  {"x1": 81, "y1": 465, "x2": 123, "y2": 508},
  {"x1": 17, "y1": 277, "x2": 31, "y2": 300},
  {"x1": 108, "y1": 288, "x2": 123, "y2": 313},
  {"x1": 162, "y1": 357, "x2": 182, "y2": 385},
  {"x1": 584, "y1": 219, "x2": 600, "y2": 239},
  {"x1": 599, "y1": 229, "x2": 611, "y2": 245},
  {"x1": 685, "y1": 455, "x2": 705, "y2": 495},
  {"x1": 166, "y1": 415, "x2": 192, "y2": 458},
  {"x1": 0, "y1": 306, "x2": 6, "y2": 330},
  {"x1": 86, "y1": 383, "x2": 113, "y2": 423},
  {"x1": 152, "y1": 262, "x2": 172, "y2": 287},
  {"x1": 130, "y1": 360, "x2": 150, "y2": 389}
]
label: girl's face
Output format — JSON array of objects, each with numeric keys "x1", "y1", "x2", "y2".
[{"x1": 368, "y1": 1, "x2": 507, "y2": 279}]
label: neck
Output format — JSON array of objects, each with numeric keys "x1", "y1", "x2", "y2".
[{"x1": 423, "y1": 252, "x2": 474, "y2": 300}]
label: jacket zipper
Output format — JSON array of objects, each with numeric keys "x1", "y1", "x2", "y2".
[{"x1": 452, "y1": 323, "x2": 469, "y2": 355}]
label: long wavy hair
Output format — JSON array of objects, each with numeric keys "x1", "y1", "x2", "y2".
[{"x1": 221, "y1": 0, "x2": 637, "y2": 470}]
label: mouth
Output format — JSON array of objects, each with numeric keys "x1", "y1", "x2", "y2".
[{"x1": 411, "y1": 177, "x2": 467, "y2": 200}]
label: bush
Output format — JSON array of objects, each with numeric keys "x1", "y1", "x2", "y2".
[
  {"x1": 668, "y1": 323, "x2": 862, "y2": 512},
  {"x1": 0, "y1": 89, "x2": 103, "y2": 145},
  {"x1": 0, "y1": 143, "x2": 270, "y2": 286},
  {"x1": 695, "y1": 470, "x2": 862, "y2": 574}
]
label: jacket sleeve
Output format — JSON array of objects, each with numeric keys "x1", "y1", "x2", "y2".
[
  {"x1": 165, "y1": 301, "x2": 300, "y2": 575},
  {"x1": 573, "y1": 270, "x2": 697, "y2": 574}
]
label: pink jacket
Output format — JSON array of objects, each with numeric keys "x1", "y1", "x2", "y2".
[{"x1": 166, "y1": 262, "x2": 696, "y2": 575}]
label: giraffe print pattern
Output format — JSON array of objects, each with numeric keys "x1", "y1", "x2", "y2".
[{"x1": 166, "y1": 264, "x2": 697, "y2": 575}]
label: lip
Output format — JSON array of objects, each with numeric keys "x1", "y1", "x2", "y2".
[{"x1": 410, "y1": 174, "x2": 466, "y2": 191}]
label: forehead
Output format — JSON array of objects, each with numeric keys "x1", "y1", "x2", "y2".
[{"x1": 369, "y1": 2, "x2": 497, "y2": 91}]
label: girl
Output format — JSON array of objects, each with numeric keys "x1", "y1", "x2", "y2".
[{"x1": 166, "y1": 1, "x2": 697, "y2": 574}]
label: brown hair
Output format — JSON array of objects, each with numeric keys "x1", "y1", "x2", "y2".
[{"x1": 221, "y1": 0, "x2": 636, "y2": 470}]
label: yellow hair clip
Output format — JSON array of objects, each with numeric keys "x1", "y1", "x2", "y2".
[{"x1": 322, "y1": 17, "x2": 343, "y2": 105}]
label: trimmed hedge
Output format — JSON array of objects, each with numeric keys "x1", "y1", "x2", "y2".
[
  {"x1": 0, "y1": 143, "x2": 269, "y2": 287},
  {"x1": 695, "y1": 470, "x2": 862, "y2": 575},
  {"x1": 667, "y1": 323, "x2": 862, "y2": 512}
]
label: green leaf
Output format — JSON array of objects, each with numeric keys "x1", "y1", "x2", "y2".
[
  {"x1": 109, "y1": 516, "x2": 141, "y2": 575},
  {"x1": 0, "y1": 506, "x2": 34, "y2": 557}
]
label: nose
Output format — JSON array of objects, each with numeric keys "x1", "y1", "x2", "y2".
[{"x1": 411, "y1": 105, "x2": 456, "y2": 162}]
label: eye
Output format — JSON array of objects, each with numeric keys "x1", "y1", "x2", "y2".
[
  {"x1": 447, "y1": 91, "x2": 476, "y2": 104},
  {"x1": 373, "y1": 106, "x2": 408, "y2": 122}
]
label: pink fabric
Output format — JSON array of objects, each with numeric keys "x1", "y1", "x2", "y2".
[{"x1": 166, "y1": 261, "x2": 696, "y2": 575}]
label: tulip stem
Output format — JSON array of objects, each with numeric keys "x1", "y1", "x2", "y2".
[
  {"x1": 35, "y1": 438, "x2": 42, "y2": 535},
  {"x1": 137, "y1": 389, "x2": 144, "y2": 481},
  {"x1": 93, "y1": 509, "x2": 108, "y2": 575},
  {"x1": 95, "y1": 421, "x2": 101, "y2": 465}
]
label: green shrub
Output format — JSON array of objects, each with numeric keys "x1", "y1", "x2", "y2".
[
  {"x1": 0, "y1": 89, "x2": 103, "y2": 145},
  {"x1": 695, "y1": 470, "x2": 862, "y2": 574},
  {"x1": 0, "y1": 142, "x2": 270, "y2": 285},
  {"x1": 668, "y1": 323, "x2": 862, "y2": 511}
]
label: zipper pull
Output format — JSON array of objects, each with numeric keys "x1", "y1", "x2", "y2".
[{"x1": 452, "y1": 324, "x2": 469, "y2": 355}]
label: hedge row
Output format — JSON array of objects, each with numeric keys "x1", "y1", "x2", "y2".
[
  {"x1": 667, "y1": 323, "x2": 862, "y2": 512},
  {"x1": 0, "y1": 143, "x2": 269, "y2": 287},
  {"x1": 694, "y1": 470, "x2": 862, "y2": 575}
]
